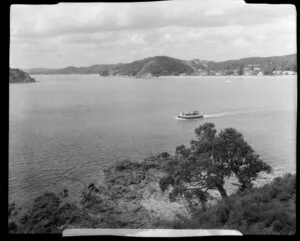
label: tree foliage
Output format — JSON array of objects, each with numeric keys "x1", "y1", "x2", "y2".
[
  {"x1": 160, "y1": 123, "x2": 272, "y2": 204},
  {"x1": 195, "y1": 174, "x2": 296, "y2": 235}
]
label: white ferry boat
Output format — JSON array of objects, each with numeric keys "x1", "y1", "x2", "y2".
[{"x1": 177, "y1": 111, "x2": 204, "y2": 119}]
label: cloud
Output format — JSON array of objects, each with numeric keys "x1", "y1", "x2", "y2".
[
  {"x1": 10, "y1": 0, "x2": 296, "y2": 68},
  {"x1": 11, "y1": 1, "x2": 294, "y2": 38},
  {"x1": 204, "y1": 9, "x2": 225, "y2": 16}
]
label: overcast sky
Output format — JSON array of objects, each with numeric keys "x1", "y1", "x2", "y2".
[{"x1": 10, "y1": 0, "x2": 296, "y2": 69}]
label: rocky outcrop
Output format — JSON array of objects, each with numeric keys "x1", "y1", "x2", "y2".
[
  {"x1": 79, "y1": 156, "x2": 191, "y2": 228},
  {"x1": 10, "y1": 68, "x2": 36, "y2": 83}
]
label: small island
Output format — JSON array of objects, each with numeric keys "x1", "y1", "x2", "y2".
[{"x1": 10, "y1": 68, "x2": 36, "y2": 83}]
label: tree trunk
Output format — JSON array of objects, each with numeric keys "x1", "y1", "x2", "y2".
[{"x1": 216, "y1": 185, "x2": 228, "y2": 199}]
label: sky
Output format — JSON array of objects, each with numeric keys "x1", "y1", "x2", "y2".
[{"x1": 10, "y1": 0, "x2": 296, "y2": 69}]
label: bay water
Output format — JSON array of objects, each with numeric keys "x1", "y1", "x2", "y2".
[{"x1": 9, "y1": 75, "x2": 297, "y2": 206}]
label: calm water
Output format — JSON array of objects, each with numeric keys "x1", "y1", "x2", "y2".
[{"x1": 9, "y1": 75, "x2": 297, "y2": 206}]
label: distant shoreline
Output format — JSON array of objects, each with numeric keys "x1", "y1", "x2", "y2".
[{"x1": 30, "y1": 74, "x2": 297, "y2": 78}]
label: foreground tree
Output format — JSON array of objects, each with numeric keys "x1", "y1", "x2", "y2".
[{"x1": 160, "y1": 123, "x2": 272, "y2": 206}]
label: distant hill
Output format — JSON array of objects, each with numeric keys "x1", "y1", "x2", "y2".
[
  {"x1": 24, "y1": 53, "x2": 297, "y2": 77},
  {"x1": 183, "y1": 59, "x2": 212, "y2": 73},
  {"x1": 206, "y1": 54, "x2": 297, "y2": 75},
  {"x1": 24, "y1": 56, "x2": 194, "y2": 77},
  {"x1": 10, "y1": 68, "x2": 36, "y2": 83},
  {"x1": 115, "y1": 56, "x2": 195, "y2": 77},
  {"x1": 24, "y1": 64, "x2": 122, "y2": 75}
]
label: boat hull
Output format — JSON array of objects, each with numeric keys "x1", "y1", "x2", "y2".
[{"x1": 177, "y1": 115, "x2": 204, "y2": 119}]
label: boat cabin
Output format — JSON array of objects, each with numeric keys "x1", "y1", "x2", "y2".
[{"x1": 180, "y1": 111, "x2": 199, "y2": 116}]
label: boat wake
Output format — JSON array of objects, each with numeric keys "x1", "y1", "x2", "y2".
[
  {"x1": 204, "y1": 109, "x2": 269, "y2": 119},
  {"x1": 203, "y1": 111, "x2": 235, "y2": 119},
  {"x1": 175, "y1": 109, "x2": 278, "y2": 121}
]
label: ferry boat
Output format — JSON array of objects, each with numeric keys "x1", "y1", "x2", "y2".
[{"x1": 177, "y1": 111, "x2": 204, "y2": 119}]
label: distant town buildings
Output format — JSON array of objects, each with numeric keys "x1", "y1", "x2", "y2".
[
  {"x1": 278, "y1": 70, "x2": 296, "y2": 75},
  {"x1": 190, "y1": 65, "x2": 297, "y2": 76}
]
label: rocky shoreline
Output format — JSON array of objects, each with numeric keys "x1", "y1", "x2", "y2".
[
  {"x1": 9, "y1": 151, "x2": 290, "y2": 233},
  {"x1": 79, "y1": 155, "x2": 192, "y2": 228},
  {"x1": 8, "y1": 154, "x2": 187, "y2": 232}
]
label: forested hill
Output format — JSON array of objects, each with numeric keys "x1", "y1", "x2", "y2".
[
  {"x1": 205, "y1": 54, "x2": 297, "y2": 74},
  {"x1": 116, "y1": 56, "x2": 195, "y2": 77},
  {"x1": 24, "y1": 53, "x2": 297, "y2": 77}
]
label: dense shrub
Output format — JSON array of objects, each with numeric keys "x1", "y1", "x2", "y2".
[
  {"x1": 172, "y1": 174, "x2": 296, "y2": 235},
  {"x1": 114, "y1": 159, "x2": 141, "y2": 171},
  {"x1": 10, "y1": 191, "x2": 97, "y2": 233},
  {"x1": 114, "y1": 153, "x2": 171, "y2": 173},
  {"x1": 159, "y1": 176, "x2": 174, "y2": 192},
  {"x1": 160, "y1": 152, "x2": 170, "y2": 158}
]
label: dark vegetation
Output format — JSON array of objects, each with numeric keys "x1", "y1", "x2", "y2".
[
  {"x1": 9, "y1": 68, "x2": 36, "y2": 83},
  {"x1": 8, "y1": 192, "x2": 96, "y2": 233},
  {"x1": 8, "y1": 124, "x2": 295, "y2": 235},
  {"x1": 160, "y1": 123, "x2": 272, "y2": 205},
  {"x1": 24, "y1": 53, "x2": 297, "y2": 76},
  {"x1": 167, "y1": 173, "x2": 296, "y2": 235}
]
